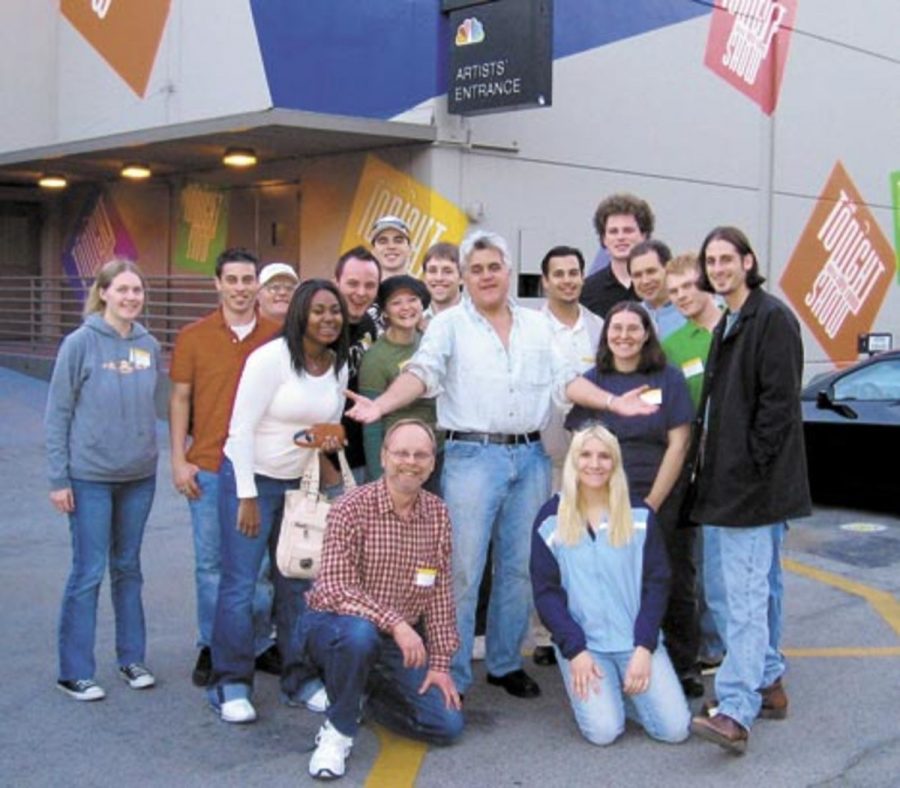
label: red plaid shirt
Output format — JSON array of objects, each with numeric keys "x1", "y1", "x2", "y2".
[{"x1": 306, "y1": 479, "x2": 459, "y2": 673}]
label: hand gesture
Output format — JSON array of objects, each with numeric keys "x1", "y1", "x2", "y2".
[
  {"x1": 622, "y1": 646, "x2": 652, "y2": 695},
  {"x1": 610, "y1": 385, "x2": 660, "y2": 417},
  {"x1": 569, "y1": 650, "x2": 603, "y2": 701},
  {"x1": 419, "y1": 669, "x2": 462, "y2": 710},
  {"x1": 344, "y1": 390, "x2": 383, "y2": 425},
  {"x1": 392, "y1": 621, "x2": 426, "y2": 668}
]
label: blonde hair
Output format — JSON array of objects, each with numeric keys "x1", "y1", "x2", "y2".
[
  {"x1": 556, "y1": 425, "x2": 634, "y2": 548},
  {"x1": 665, "y1": 252, "x2": 701, "y2": 278},
  {"x1": 83, "y1": 258, "x2": 146, "y2": 317}
]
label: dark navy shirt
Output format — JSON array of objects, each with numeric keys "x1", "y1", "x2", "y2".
[{"x1": 565, "y1": 364, "x2": 693, "y2": 498}]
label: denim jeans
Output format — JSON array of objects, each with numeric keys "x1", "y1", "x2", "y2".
[
  {"x1": 208, "y1": 459, "x2": 315, "y2": 700},
  {"x1": 555, "y1": 645, "x2": 690, "y2": 745},
  {"x1": 188, "y1": 469, "x2": 273, "y2": 654},
  {"x1": 695, "y1": 528, "x2": 725, "y2": 663},
  {"x1": 441, "y1": 440, "x2": 551, "y2": 692},
  {"x1": 703, "y1": 523, "x2": 786, "y2": 728},
  {"x1": 302, "y1": 611, "x2": 464, "y2": 742},
  {"x1": 58, "y1": 476, "x2": 156, "y2": 680}
]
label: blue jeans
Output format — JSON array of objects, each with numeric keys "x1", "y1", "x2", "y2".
[
  {"x1": 703, "y1": 523, "x2": 786, "y2": 728},
  {"x1": 302, "y1": 612, "x2": 464, "y2": 742},
  {"x1": 58, "y1": 476, "x2": 156, "y2": 680},
  {"x1": 208, "y1": 459, "x2": 315, "y2": 700},
  {"x1": 695, "y1": 528, "x2": 725, "y2": 663},
  {"x1": 556, "y1": 645, "x2": 690, "y2": 745},
  {"x1": 441, "y1": 440, "x2": 551, "y2": 692},
  {"x1": 188, "y1": 469, "x2": 273, "y2": 653}
]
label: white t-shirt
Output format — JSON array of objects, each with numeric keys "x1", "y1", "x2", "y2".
[{"x1": 224, "y1": 338, "x2": 348, "y2": 498}]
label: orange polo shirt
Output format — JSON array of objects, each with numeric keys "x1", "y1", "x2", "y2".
[{"x1": 170, "y1": 309, "x2": 279, "y2": 472}]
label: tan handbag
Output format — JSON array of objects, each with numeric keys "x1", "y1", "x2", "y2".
[{"x1": 276, "y1": 449, "x2": 356, "y2": 579}]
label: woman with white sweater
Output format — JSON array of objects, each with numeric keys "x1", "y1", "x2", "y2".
[{"x1": 208, "y1": 279, "x2": 349, "y2": 724}]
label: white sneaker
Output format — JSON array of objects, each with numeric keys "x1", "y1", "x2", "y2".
[
  {"x1": 304, "y1": 686, "x2": 330, "y2": 713},
  {"x1": 219, "y1": 697, "x2": 257, "y2": 724},
  {"x1": 119, "y1": 663, "x2": 156, "y2": 689},
  {"x1": 309, "y1": 721, "x2": 353, "y2": 780},
  {"x1": 472, "y1": 635, "x2": 486, "y2": 661},
  {"x1": 57, "y1": 679, "x2": 106, "y2": 701}
]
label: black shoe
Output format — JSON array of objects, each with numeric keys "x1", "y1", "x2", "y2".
[
  {"x1": 532, "y1": 646, "x2": 557, "y2": 667},
  {"x1": 486, "y1": 669, "x2": 541, "y2": 698},
  {"x1": 192, "y1": 647, "x2": 212, "y2": 687},
  {"x1": 254, "y1": 644, "x2": 282, "y2": 676},
  {"x1": 679, "y1": 672, "x2": 705, "y2": 698}
]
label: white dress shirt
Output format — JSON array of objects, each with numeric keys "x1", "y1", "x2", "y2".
[
  {"x1": 406, "y1": 297, "x2": 576, "y2": 434},
  {"x1": 540, "y1": 304, "x2": 604, "y2": 463}
]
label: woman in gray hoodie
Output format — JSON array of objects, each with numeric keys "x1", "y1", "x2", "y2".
[{"x1": 45, "y1": 259, "x2": 160, "y2": 701}]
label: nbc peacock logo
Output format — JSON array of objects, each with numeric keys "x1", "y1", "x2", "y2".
[{"x1": 455, "y1": 17, "x2": 485, "y2": 46}]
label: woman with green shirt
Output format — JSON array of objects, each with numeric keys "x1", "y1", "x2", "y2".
[{"x1": 359, "y1": 275, "x2": 440, "y2": 488}]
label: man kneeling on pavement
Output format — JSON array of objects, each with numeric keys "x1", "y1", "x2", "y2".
[{"x1": 294, "y1": 419, "x2": 463, "y2": 780}]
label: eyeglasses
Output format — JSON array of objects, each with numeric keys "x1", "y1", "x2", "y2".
[
  {"x1": 265, "y1": 283, "x2": 296, "y2": 294},
  {"x1": 385, "y1": 448, "x2": 434, "y2": 463}
]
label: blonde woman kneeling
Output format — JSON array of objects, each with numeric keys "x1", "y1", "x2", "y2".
[{"x1": 530, "y1": 425, "x2": 690, "y2": 745}]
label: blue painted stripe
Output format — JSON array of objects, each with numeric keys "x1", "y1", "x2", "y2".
[{"x1": 250, "y1": 0, "x2": 711, "y2": 119}]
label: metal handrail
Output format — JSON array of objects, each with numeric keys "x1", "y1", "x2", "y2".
[{"x1": 0, "y1": 275, "x2": 219, "y2": 354}]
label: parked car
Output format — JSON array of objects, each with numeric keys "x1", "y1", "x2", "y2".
[{"x1": 801, "y1": 350, "x2": 900, "y2": 512}]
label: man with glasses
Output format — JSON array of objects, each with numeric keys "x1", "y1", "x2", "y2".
[
  {"x1": 300, "y1": 419, "x2": 463, "y2": 780},
  {"x1": 256, "y1": 263, "x2": 299, "y2": 325}
]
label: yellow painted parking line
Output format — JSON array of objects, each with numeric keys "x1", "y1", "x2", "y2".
[
  {"x1": 783, "y1": 558, "x2": 900, "y2": 638},
  {"x1": 784, "y1": 646, "x2": 900, "y2": 657},
  {"x1": 365, "y1": 725, "x2": 427, "y2": 788}
]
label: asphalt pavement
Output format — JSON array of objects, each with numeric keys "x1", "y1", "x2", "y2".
[{"x1": 2, "y1": 366, "x2": 899, "y2": 788}]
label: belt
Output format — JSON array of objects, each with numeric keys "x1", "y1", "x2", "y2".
[{"x1": 446, "y1": 430, "x2": 541, "y2": 445}]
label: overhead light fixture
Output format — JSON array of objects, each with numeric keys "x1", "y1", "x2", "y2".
[
  {"x1": 38, "y1": 173, "x2": 68, "y2": 189},
  {"x1": 223, "y1": 147, "x2": 257, "y2": 168},
  {"x1": 121, "y1": 162, "x2": 152, "y2": 180}
]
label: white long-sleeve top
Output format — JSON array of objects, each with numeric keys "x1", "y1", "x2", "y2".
[
  {"x1": 224, "y1": 338, "x2": 348, "y2": 498},
  {"x1": 406, "y1": 296, "x2": 576, "y2": 434}
]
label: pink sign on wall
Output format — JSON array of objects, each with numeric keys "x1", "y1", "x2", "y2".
[{"x1": 703, "y1": 0, "x2": 798, "y2": 115}]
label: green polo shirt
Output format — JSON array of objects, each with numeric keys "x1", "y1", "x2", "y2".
[{"x1": 662, "y1": 321, "x2": 713, "y2": 411}]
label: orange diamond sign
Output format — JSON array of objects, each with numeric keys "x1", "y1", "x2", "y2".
[
  {"x1": 781, "y1": 162, "x2": 893, "y2": 365},
  {"x1": 61, "y1": 0, "x2": 171, "y2": 97}
]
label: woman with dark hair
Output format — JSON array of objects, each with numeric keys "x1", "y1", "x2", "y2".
[
  {"x1": 46, "y1": 258, "x2": 160, "y2": 701},
  {"x1": 208, "y1": 279, "x2": 350, "y2": 724},
  {"x1": 530, "y1": 426, "x2": 690, "y2": 745},
  {"x1": 566, "y1": 301, "x2": 700, "y2": 696}
]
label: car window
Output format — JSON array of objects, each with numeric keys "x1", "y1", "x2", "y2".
[{"x1": 833, "y1": 358, "x2": 900, "y2": 401}]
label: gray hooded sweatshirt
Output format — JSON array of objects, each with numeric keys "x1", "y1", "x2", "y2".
[{"x1": 45, "y1": 313, "x2": 160, "y2": 489}]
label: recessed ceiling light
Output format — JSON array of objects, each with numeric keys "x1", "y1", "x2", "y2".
[
  {"x1": 38, "y1": 173, "x2": 68, "y2": 189},
  {"x1": 121, "y1": 163, "x2": 152, "y2": 179},
  {"x1": 223, "y1": 147, "x2": 257, "y2": 167}
]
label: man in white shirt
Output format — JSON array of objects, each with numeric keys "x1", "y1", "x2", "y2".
[{"x1": 347, "y1": 230, "x2": 656, "y2": 699}]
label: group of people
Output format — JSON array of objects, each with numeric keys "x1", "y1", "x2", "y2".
[{"x1": 45, "y1": 194, "x2": 810, "y2": 780}]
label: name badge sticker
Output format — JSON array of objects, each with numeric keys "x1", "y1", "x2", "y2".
[
  {"x1": 640, "y1": 388, "x2": 663, "y2": 406},
  {"x1": 681, "y1": 357, "x2": 704, "y2": 378},
  {"x1": 130, "y1": 348, "x2": 151, "y2": 369},
  {"x1": 415, "y1": 568, "x2": 437, "y2": 587}
]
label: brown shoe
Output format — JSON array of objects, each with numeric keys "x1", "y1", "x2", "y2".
[
  {"x1": 701, "y1": 677, "x2": 788, "y2": 721},
  {"x1": 691, "y1": 713, "x2": 749, "y2": 754}
]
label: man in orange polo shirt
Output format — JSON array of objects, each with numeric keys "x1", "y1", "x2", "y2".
[{"x1": 169, "y1": 248, "x2": 281, "y2": 687}]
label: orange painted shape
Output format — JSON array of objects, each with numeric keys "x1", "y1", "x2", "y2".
[
  {"x1": 780, "y1": 161, "x2": 894, "y2": 365},
  {"x1": 61, "y1": 0, "x2": 171, "y2": 97}
]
